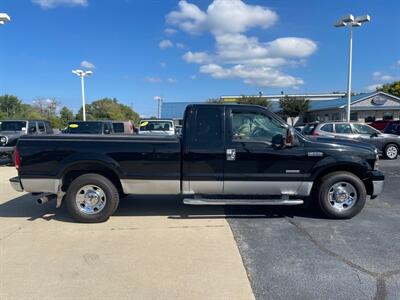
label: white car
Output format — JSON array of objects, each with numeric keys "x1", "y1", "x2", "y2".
[{"x1": 138, "y1": 119, "x2": 175, "y2": 136}]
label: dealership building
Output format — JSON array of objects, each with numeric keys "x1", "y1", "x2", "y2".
[{"x1": 161, "y1": 91, "x2": 400, "y2": 124}]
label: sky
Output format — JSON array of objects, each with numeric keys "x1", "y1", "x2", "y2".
[{"x1": 0, "y1": 0, "x2": 399, "y2": 117}]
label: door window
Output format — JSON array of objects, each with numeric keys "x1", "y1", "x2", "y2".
[
  {"x1": 28, "y1": 122, "x2": 37, "y2": 133},
  {"x1": 335, "y1": 123, "x2": 353, "y2": 134},
  {"x1": 38, "y1": 122, "x2": 45, "y2": 133},
  {"x1": 320, "y1": 124, "x2": 333, "y2": 133},
  {"x1": 231, "y1": 111, "x2": 286, "y2": 142},
  {"x1": 352, "y1": 123, "x2": 380, "y2": 135}
]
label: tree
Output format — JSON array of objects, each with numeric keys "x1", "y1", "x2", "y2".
[
  {"x1": 0, "y1": 94, "x2": 23, "y2": 118},
  {"x1": 377, "y1": 81, "x2": 400, "y2": 98},
  {"x1": 279, "y1": 96, "x2": 310, "y2": 125},
  {"x1": 75, "y1": 98, "x2": 140, "y2": 124},
  {"x1": 59, "y1": 107, "x2": 74, "y2": 127}
]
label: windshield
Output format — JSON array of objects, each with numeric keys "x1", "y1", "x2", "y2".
[
  {"x1": 353, "y1": 123, "x2": 380, "y2": 135},
  {"x1": 66, "y1": 122, "x2": 103, "y2": 134},
  {"x1": 139, "y1": 120, "x2": 173, "y2": 132},
  {"x1": 0, "y1": 121, "x2": 27, "y2": 132},
  {"x1": 302, "y1": 123, "x2": 318, "y2": 135}
]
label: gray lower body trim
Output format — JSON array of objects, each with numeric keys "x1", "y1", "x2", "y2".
[
  {"x1": 121, "y1": 179, "x2": 180, "y2": 195},
  {"x1": 20, "y1": 178, "x2": 60, "y2": 193},
  {"x1": 183, "y1": 180, "x2": 313, "y2": 196},
  {"x1": 224, "y1": 181, "x2": 313, "y2": 196},
  {"x1": 372, "y1": 180, "x2": 384, "y2": 196}
]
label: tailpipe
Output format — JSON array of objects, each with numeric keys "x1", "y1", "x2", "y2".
[{"x1": 36, "y1": 194, "x2": 56, "y2": 205}]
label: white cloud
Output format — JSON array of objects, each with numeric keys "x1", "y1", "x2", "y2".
[
  {"x1": 373, "y1": 71, "x2": 393, "y2": 82},
  {"x1": 165, "y1": 28, "x2": 178, "y2": 35},
  {"x1": 166, "y1": 0, "x2": 316, "y2": 88},
  {"x1": 367, "y1": 84, "x2": 382, "y2": 91},
  {"x1": 144, "y1": 77, "x2": 162, "y2": 83},
  {"x1": 32, "y1": 0, "x2": 88, "y2": 9},
  {"x1": 159, "y1": 39, "x2": 174, "y2": 49},
  {"x1": 167, "y1": 77, "x2": 177, "y2": 84},
  {"x1": 160, "y1": 62, "x2": 167, "y2": 68},
  {"x1": 176, "y1": 43, "x2": 185, "y2": 49},
  {"x1": 80, "y1": 60, "x2": 95, "y2": 69}
]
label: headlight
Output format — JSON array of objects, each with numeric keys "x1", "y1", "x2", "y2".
[{"x1": 0, "y1": 136, "x2": 7, "y2": 145}]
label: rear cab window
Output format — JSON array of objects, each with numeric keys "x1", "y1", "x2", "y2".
[{"x1": 191, "y1": 107, "x2": 223, "y2": 148}]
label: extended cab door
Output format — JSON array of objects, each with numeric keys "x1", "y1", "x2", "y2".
[
  {"x1": 223, "y1": 106, "x2": 310, "y2": 196},
  {"x1": 182, "y1": 106, "x2": 225, "y2": 194}
]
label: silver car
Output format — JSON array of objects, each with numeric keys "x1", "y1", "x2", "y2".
[{"x1": 302, "y1": 121, "x2": 400, "y2": 159}]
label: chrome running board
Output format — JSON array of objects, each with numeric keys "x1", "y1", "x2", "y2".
[{"x1": 183, "y1": 198, "x2": 304, "y2": 206}]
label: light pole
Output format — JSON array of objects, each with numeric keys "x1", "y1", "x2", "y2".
[
  {"x1": 334, "y1": 14, "x2": 370, "y2": 121},
  {"x1": 72, "y1": 69, "x2": 93, "y2": 121},
  {"x1": 0, "y1": 13, "x2": 10, "y2": 26},
  {"x1": 154, "y1": 96, "x2": 162, "y2": 119}
]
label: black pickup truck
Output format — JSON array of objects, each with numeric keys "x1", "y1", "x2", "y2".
[{"x1": 10, "y1": 104, "x2": 384, "y2": 222}]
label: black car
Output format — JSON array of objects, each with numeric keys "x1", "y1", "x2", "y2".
[
  {"x1": 383, "y1": 121, "x2": 400, "y2": 135},
  {"x1": 10, "y1": 104, "x2": 384, "y2": 222},
  {"x1": 0, "y1": 120, "x2": 53, "y2": 161},
  {"x1": 64, "y1": 121, "x2": 114, "y2": 135}
]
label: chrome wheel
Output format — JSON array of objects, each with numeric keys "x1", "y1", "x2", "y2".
[
  {"x1": 386, "y1": 145, "x2": 398, "y2": 159},
  {"x1": 328, "y1": 181, "x2": 357, "y2": 212},
  {"x1": 75, "y1": 185, "x2": 107, "y2": 215}
]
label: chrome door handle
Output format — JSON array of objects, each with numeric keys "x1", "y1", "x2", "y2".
[{"x1": 226, "y1": 149, "x2": 236, "y2": 161}]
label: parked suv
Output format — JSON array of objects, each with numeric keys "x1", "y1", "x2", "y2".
[
  {"x1": 138, "y1": 119, "x2": 175, "y2": 135},
  {"x1": 65, "y1": 121, "x2": 114, "y2": 135},
  {"x1": 0, "y1": 120, "x2": 53, "y2": 161},
  {"x1": 302, "y1": 121, "x2": 400, "y2": 159},
  {"x1": 369, "y1": 120, "x2": 391, "y2": 132},
  {"x1": 383, "y1": 120, "x2": 400, "y2": 135}
]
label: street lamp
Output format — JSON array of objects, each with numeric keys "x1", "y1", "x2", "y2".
[
  {"x1": 72, "y1": 69, "x2": 93, "y2": 121},
  {"x1": 154, "y1": 96, "x2": 162, "y2": 119},
  {"x1": 334, "y1": 14, "x2": 370, "y2": 121},
  {"x1": 0, "y1": 13, "x2": 10, "y2": 26}
]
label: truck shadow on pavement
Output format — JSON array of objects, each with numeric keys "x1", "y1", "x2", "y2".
[{"x1": 0, "y1": 193, "x2": 328, "y2": 223}]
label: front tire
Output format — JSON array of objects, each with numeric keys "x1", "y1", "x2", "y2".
[
  {"x1": 384, "y1": 143, "x2": 398, "y2": 160},
  {"x1": 317, "y1": 171, "x2": 366, "y2": 219},
  {"x1": 65, "y1": 174, "x2": 119, "y2": 223}
]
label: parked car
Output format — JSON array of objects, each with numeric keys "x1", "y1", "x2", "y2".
[
  {"x1": 302, "y1": 121, "x2": 400, "y2": 159},
  {"x1": 64, "y1": 121, "x2": 114, "y2": 135},
  {"x1": 112, "y1": 121, "x2": 135, "y2": 134},
  {"x1": 383, "y1": 120, "x2": 400, "y2": 135},
  {"x1": 0, "y1": 120, "x2": 53, "y2": 161},
  {"x1": 369, "y1": 120, "x2": 391, "y2": 132},
  {"x1": 138, "y1": 119, "x2": 175, "y2": 135},
  {"x1": 10, "y1": 104, "x2": 384, "y2": 223}
]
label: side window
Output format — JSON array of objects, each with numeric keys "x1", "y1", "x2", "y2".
[
  {"x1": 335, "y1": 123, "x2": 353, "y2": 134},
  {"x1": 28, "y1": 122, "x2": 37, "y2": 134},
  {"x1": 320, "y1": 124, "x2": 333, "y2": 133},
  {"x1": 45, "y1": 122, "x2": 53, "y2": 133},
  {"x1": 231, "y1": 111, "x2": 286, "y2": 142},
  {"x1": 38, "y1": 122, "x2": 45, "y2": 133},
  {"x1": 191, "y1": 107, "x2": 223, "y2": 148}
]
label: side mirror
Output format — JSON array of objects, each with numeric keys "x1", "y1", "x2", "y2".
[
  {"x1": 370, "y1": 132, "x2": 379, "y2": 138},
  {"x1": 272, "y1": 134, "x2": 285, "y2": 149}
]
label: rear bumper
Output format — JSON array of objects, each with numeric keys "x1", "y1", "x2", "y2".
[{"x1": 9, "y1": 176, "x2": 23, "y2": 192}]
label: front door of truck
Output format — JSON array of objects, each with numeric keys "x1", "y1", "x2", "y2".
[
  {"x1": 223, "y1": 107, "x2": 309, "y2": 196},
  {"x1": 183, "y1": 106, "x2": 225, "y2": 194}
]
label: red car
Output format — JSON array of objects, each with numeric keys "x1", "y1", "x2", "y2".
[{"x1": 369, "y1": 120, "x2": 391, "y2": 132}]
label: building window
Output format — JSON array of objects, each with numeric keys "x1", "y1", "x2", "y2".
[
  {"x1": 383, "y1": 112, "x2": 393, "y2": 121},
  {"x1": 350, "y1": 112, "x2": 358, "y2": 121}
]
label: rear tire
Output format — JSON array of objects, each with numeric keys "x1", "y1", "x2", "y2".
[
  {"x1": 384, "y1": 143, "x2": 398, "y2": 160},
  {"x1": 65, "y1": 173, "x2": 119, "y2": 223},
  {"x1": 317, "y1": 171, "x2": 366, "y2": 219}
]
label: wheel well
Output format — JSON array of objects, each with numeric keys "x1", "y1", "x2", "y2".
[
  {"x1": 312, "y1": 165, "x2": 373, "y2": 196},
  {"x1": 62, "y1": 163, "x2": 123, "y2": 194}
]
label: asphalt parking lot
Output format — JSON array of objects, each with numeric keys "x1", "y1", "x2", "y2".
[
  {"x1": 227, "y1": 159, "x2": 400, "y2": 300},
  {"x1": 1, "y1": 159, "x2": 399, "y2": 299}
]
